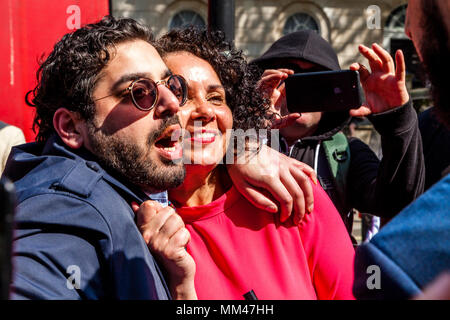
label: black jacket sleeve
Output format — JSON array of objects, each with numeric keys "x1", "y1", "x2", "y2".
[{"x1": 347, "y1": 100, "x2": 425, "y2": 219}]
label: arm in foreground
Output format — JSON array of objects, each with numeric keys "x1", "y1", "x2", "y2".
[{"x1": 227, "y1": 145, "x2": 317, "y2": 225}]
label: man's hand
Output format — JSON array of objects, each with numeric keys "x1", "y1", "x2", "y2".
[
  {"x1": 350, "y1": 43, "x2": 410, "y2": 117},
  {"x1": 132, "y1": 201, "x2": 197, "y2": 300},
  {"x1": 227, "y1": 145, "x2": 317, "y2": 225},
  {"x1": 257, "y1": 68, "x2": 301, "y2": 129}
]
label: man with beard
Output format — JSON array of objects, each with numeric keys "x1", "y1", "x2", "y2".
[
  {"x1": 2, "y1": 16, "x2": 316, "y2": 299},
  {"x1": 353, "y1": 0, "x2": 450, "y2": 299}
]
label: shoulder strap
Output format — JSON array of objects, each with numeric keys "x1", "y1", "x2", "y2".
[{"x1": 321, "y1": 132, "x2": 351, "y2": 202}]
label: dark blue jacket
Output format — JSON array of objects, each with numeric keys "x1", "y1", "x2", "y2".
[
  {"x1": 2, "y1": 134, "x2": 171, "y2": 299},
  {"x1": 353, "y1": 173, "x2": 450, "y2": 299}
]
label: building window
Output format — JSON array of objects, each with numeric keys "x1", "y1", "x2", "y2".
[
  {"x1": 169, "y1": 10, "x2": 206, "y2": 30},
  {"x1": 385, "y1": 4, "x2": 407, "y2": 31},
  {"x1": 283, "y1": 13, "x2": 320, "y2": 35}
]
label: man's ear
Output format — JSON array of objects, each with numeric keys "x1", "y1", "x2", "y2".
[{"x1": 53, "y1": 108, "x2": 86, "y2": 149}]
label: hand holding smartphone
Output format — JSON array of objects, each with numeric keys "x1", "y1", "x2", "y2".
[{"x1": 284, "y1": 70, "x2": 364, "y2": 113}]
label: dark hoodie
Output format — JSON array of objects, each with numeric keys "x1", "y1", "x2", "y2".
[{"x1": 251, "y1": 30, "x2": 425, "y2": 227}]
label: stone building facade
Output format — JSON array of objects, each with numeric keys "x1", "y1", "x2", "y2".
[{"x1": 111, "y1": 0, "x2": 409, "y2": 68}]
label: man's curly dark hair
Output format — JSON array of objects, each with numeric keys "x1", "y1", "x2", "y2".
[
  {"x1": 26, "y1": 15, "x2": 154, "y2": 142},
  {"x1": 156, "y1": 27, "x2": 271, "y2": 131}
]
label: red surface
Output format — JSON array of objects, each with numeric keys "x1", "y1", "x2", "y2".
[{"x1": 0, "y1": 0, "x2": 109, "y2": 142}]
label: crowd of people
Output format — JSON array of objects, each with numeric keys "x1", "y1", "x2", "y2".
[{"x1": 1, "y1": 0, "x2": 449, "y2": 300}]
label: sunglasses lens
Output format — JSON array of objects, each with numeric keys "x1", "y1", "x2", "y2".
[
  {"x1": 168, "y1": 75, "x2": 187, "y2": 106},
  {"x1": 132, "y1": 79, "x2": 157, "y2": 111}
]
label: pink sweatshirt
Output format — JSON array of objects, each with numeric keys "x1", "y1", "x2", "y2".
[{"x1": 175, "y1": 182, "x2": 355, "y2": 300}]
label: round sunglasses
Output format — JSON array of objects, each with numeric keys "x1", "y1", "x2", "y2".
[{"x1": 95, "y1": 74, "x2": 188, "y2": 111}]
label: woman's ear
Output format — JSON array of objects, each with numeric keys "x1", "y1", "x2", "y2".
[{"x1": 53, "y1": 108, "x2": 86, "y2": 149}]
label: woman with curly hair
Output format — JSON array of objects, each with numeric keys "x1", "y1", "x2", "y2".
[{"x1": 135, "y1": 27, "x2": 355, "y2": 300}]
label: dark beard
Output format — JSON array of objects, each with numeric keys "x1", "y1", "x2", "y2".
[
  {"x1": 86, "y1": 115, "x2": 185, "y2": 193},
  {"x1": 420, "y1": 0, "x2": 450, "y2": 129}
]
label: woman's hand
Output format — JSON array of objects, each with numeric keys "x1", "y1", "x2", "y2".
[
  {"x1": 132, "y1": 200, "x2": 197, "y2": 300},
  {"x1": 350, "y1": 43, "x2": 410, "y2": 117}
]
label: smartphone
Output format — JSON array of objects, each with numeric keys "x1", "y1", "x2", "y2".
[
  {"x1": 284, "y1": 70, "x2": 364, "y2": 113},
  {"x1": 0, "y1": 177, "x2": 16, "y2": 300}
]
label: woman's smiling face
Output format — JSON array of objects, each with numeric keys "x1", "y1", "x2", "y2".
[{"x1": 164, "y1": 51, "x2": 233, "y2": 167}]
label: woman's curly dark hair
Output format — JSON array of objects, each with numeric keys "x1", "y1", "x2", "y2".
[
  {"x1": 156, "y1": 27, "x2": 271, "y2": 131},
  {"x1": 27, "y1": 16, "x2": 154, "y2": 142}
]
